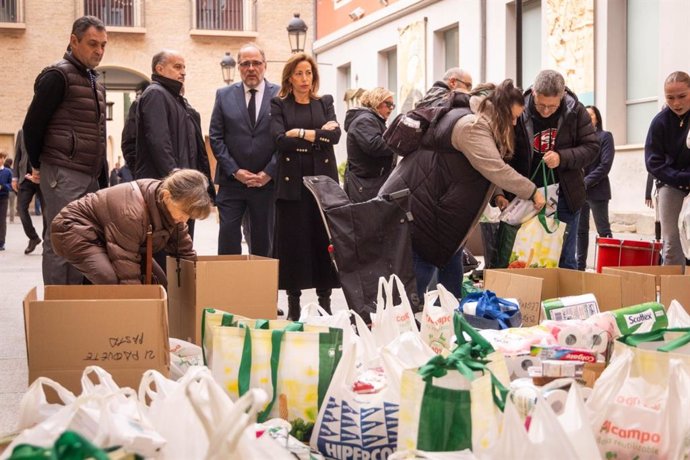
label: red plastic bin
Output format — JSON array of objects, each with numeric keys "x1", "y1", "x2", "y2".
[{"x1": 594, "y1": 237, "x2": 662, "y2": 273}]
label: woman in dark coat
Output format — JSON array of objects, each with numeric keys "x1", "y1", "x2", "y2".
[
  {"x1": 51, "y1": 169, "x2": 212, "y2": 285},
  {"x1": 343, "y1": 87, "x2": 397, "y2": 202},
  {"x1": 576, "y1": 105, "x2": 614, "y2": 270},
  {"x1": 270, "y1": 53, "x2": 341, "y2": 320}
]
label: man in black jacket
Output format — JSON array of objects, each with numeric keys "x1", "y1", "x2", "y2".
[
  {"x1": 505, "y1": 70, "x2": 599, "y2": 269},
  {"x1": 12, "y1": 129, "x2": 45, "y2": 255},
  {"x1": 121, "y1": 80, "x2": 149, "y2": 172},
  {"x1": 22, "y1": 16, "x2": 108, "y2": 284},
  {"x1": 135, "y1": 50, "x2": 214, "y2": 270}
]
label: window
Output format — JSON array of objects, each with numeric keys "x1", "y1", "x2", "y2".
[
  {"x1": 626, "y1": 0, "x2": 659, "y2": 144},
  {"x1": 444, "y1": 26, "x2": 458, "y2": 70},
  {"x1": 521, "y1": 0, "x2": 541, "y2": 88},
  {"x1": 83, "y1": 0, "x2": 143, "y2": 28},
  {"x1": 195, "y1": 0, "x2": 253, "y2": 31},
  {"x1": 0, "y1": 0, "x2": 23, "y2": 23},
  {"x1": 385, "y1": 48, "x2": 397, "y2": 115}
]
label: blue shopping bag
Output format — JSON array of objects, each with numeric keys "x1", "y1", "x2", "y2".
[{"x1": 459, "y1": 290, "x2": 522, "y2": 330}]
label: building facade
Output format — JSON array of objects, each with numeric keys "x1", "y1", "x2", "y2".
[
  {"x1": 0, "y1": 0, "x2": 313, "y2": 168},
  {"x1": 313, "y1": 0, "x2": 690, "y2": 231}
]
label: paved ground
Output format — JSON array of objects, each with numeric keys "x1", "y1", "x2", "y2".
[{"x1": 0, "y1": 211, "x2": 653, "y2": 436}]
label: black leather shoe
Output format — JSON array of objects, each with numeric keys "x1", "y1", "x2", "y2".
[{"x1": 25, "y1": 237, "x2": 41, "y2": 254}]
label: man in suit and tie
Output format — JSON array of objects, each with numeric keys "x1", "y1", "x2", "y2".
[{"x1": 210, "y1": 43, "x2": 279, "y2": 256}]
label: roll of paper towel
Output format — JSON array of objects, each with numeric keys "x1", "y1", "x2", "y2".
[{"x1": 544, "y1": 389, "x2": 568, "y2": 415}]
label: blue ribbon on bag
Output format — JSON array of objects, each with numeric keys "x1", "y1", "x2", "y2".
[{"x1": 458, "y1": 290, "x2": 520, "y2": 330}]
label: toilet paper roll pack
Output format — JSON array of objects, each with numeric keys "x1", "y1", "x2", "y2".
[{"x1": 541, "y1": 294, "x2": 600, "y2": 321}]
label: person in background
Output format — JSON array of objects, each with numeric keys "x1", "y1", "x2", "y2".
[
  {"x1": 109, "y1": 160, "x2": 121, "y2": 187},
  {"x1": 22, "y1": 16, "x2": 108, "y2": 284},
  {"x1": 4, "y1": 157, "x2": 15, "y2": 224},
  {"x1": 343, "y1": 87, "x2": 397, "y2": 203},
  {"x1": 135, "y1": 49, "x2": 214, "y2": 273},
  {"x1": 121, "y1": 80, "x2": 149, "y2": 171},
  {"x1": 12, "y1": 129, "x2": 44, "y2": 254},
  {"x1": 0, "y1": 151, "x2": 12, "y2": 250},
  {"x1": 209, "y1": 43, "x2": 279, "y2": 257},
  {"x1": 506, "y1": 70, "x2": 599, "y2": 269},
  {"x1": 415, "y1": 67, "x2": 473, "y2": 109},
  {"x1": 270, "y1": 53, "x2": 341, "y2": 320},
  {"x1": 380, "y1": 80, "x2": 545, "y2": 301},
  {"x1": 576, "y1": 105, "x2": 614, "y2": 270},
  {"x1": 118, "y1": 162, "x2": 134, "y2": 183},
  {"x1": 51, "y1": 169, "x2": 211, "y2": 285},
  {"x1": 645, "y1": 71, "x2": 690, "y2": 271}
]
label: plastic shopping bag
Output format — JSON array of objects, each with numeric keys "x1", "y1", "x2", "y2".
[
  {"x1": 499, "y1": 183, "x2": 558, "y2": 226},
  {"x1": 679, "y1": 192, "x2": 690, "y2": 258},
  {"x1": 372, "y1": 274, "x2": 419, "y2": 347},
  {"x1": 587, "y1": 340, "x2": 690, "y2": 459},
  {"x1": 419, "y1": 285, "x2": 457, "y2": 354},
  {"x1": 16, "y1": 377, "x2": 76, "y2": 431}
]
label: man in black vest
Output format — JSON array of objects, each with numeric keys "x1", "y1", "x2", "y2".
[{"x1": 22, "y1": 15, "x2": 108, "y2": 285}]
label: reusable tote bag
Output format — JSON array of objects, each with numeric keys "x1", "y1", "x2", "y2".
[
  {"x1": 397, "y1": 313, "x2": 510, "y2": 455},
  {"x1": 493, "y1": 160, "x2": 562, "y2": 268},
  {"x1": 203, "y1": 309, "x2": 343, "y2": 441}
]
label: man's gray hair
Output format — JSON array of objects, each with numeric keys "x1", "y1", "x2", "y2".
[
  {"x1": 151, "y1": 50, "x2": 179, "y2": 73},
  {"x1": 533, "y1": 70, "x2": 565, "y2": 97},
  {"x1": 237, "y1": 43, "x2": 266, "y2": 62},
  {"x1": 443, "y1": 67, "x2": 468, "y2": 83}
]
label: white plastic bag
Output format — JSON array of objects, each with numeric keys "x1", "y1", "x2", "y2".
[
  {"x1": 499, "y1": 183, "x2": 558, "y2": 225},
  {"x1": 419, "y1": 284, "x2": 457, "y2": 354},
  {"x1": 16, "y1": 377, "x2": 76, "y2": 431},
  {"x1": 299, "y1": 302, "x2": 355, "y2": 346},
  {"x1": 667, "y1": 299, "x2": 690, "y2": 327},
  {"x1": 169, "y1": 338, "x2": 203, "y2": 380},
  {"x1": 372, "y1": 274, "x2": 419, "y2": 347}
]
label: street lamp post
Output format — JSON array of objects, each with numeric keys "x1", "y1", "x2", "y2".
[
  {"x1": 287, "y1": 12, "x2": 308, "y2": 54},
  {"x1": 220, "y1": 52, "x2": 237, "y2": 85}
]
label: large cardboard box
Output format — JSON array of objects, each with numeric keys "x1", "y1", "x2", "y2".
[
  {"x1": 484, "y1": 268, "x2": 623, "y2": 326},
  {"x1": 167, "y1": 255, "x2": 279, "y2": 344},
  {"x1": 602, "y1": 265, "x2": 690, "y2": 311},
  {"x1": 23, "y1": 285, "x2": 170, "y2": 396}
]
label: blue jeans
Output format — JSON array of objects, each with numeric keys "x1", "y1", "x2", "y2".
[
  {"x1": 557, "y1": 198, "x2": 580, "y2": 270},
  {"x1": 413, "y1": 250, "x2": 463, "y2": 300}
]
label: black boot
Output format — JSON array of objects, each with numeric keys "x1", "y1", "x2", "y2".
[
  {"x1": 287, "y1": 289, "x2": 301, "y2": 321},
  {"x1": 316, "y1": 288, "x2": 332, "y2": 314}
]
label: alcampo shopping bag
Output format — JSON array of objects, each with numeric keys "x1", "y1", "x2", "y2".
[
  {"x1": 419, "y1": 285, "x2": 457, "y2": 354},
  {"x1": 202, "y1": 309, "x2": 343, "y2": 441},
  {"x1": 397, "y1": 313, "x2": 510, "y2": 455},
  {"x1": 586, "y1": 336, "x2": 690, "y2": 460}
]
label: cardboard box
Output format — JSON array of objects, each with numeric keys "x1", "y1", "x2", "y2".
[
  {"x1": 167, "y1": 255, "x2": 279, "y2": 344},
  {"x1": 484, "y1": 268, "x2": 623, "y2": 326},
  {"x1": 602, "y1": 265, "x2": 690, "y2": 311},
  {"x1": 23, "y1": 285, "x2": 170, "y2": 396}
]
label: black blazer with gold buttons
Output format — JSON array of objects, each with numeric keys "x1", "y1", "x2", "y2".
[{"x1": 270, "y1": 93, "x2": 341, "y2": 200}]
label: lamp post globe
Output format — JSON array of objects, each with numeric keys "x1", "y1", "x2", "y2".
[
  {"x1": 287, "y1": 12, "x2": 308, "y2": 53},
  {"x1": 220, "y1": 51, "x2": 236, "y2": 85}
]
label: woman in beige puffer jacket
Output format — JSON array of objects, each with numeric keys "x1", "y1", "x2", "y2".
[{"x1": 51, "y1": 169, "x2": 212, "y2": 285}]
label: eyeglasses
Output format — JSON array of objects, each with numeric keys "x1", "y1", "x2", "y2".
[
  {"x1": 458, "y1": 80, "x2": 472, "y2": 90},
  {"x1": 383, "y1": 101, "x2": 396, "y2": 109},
  {"x1": 535, "y1": 103, "x2": 561, "y2": 112},
  {"x1": 239, "y1": 60, "x2": 265, "y2": 68}
]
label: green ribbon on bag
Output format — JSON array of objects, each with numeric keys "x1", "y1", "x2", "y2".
[
  {"x1": 9, "y1": 431, "x2": 111, "y2": 460},
  {"x1": 530, "y1": 159, "x2": 560, "y2": 234},
  {"x1": 237, "y1": 320, "x2": 304, "y2": 422},
  {"x1": 618, "y1": 327, "x2": 690, "y2": 353}
]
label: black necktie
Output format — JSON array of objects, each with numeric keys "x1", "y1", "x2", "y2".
[{"x1": 248, "y1": 89, "x2": 257, "y2": 127}]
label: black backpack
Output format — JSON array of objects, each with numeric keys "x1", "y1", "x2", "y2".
[{"x1": 383, "y1": 92, "x2": 471, "y2": 157}]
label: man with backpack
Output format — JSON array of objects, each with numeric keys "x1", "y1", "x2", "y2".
[{"x1": 416, "y1": 68, "x2": 473, "y2": 109}]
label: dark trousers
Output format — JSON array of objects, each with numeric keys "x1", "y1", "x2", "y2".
[
  {"x1": 576, "y1": 199, "x2": 612, "y2": 270},
  {"x1": 0, "y1": 195, "x2": 7, "y2": 246},
  {"x1": 217, "y1": 183, "x2": 275, "y2": 256},
  {"x1": 557, "y1": 198, "x2": 581, "y2": 270},
  {"x1": 17, "y1": 180, "x2": 45, "y2": 241},
  {"x1": 412, "y1": 249, "x2": 463, "y2": 300}
]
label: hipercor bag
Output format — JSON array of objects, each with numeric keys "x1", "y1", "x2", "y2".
[{"x1": 383, "y1": 92, "x2": 470, "y2": 157}]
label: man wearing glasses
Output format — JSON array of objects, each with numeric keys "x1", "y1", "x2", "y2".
[
  {"x1": 505, "y1": 69, "x2": 599, "y2": 269},
  {"x1": 416, "y1": 67, "x2": 473, "y2": 108},
  {"x1": 209, "y1": 43, "x2": 279, "y2": 256}
]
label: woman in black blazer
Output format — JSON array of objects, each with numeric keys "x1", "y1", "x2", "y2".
[{"x1": 270, "y1": 53, "x2": 341, "y2": 320}]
